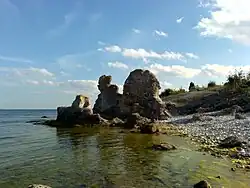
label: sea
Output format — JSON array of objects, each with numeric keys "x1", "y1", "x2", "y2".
[{"x1": 0, "y1": 109, "x2": 250, "y2": 188}]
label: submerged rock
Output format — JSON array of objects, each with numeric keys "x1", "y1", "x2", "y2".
[
  {"x1": 124, "y1": 113, "x2": 151, "y2": 129},
  {"x1": 28, "y1": 184, "x2": 52, "y2": 188},
  {"x1": 219, "y1": 136, "x2": 244, "y2": 148},
  {"x1": 191, "y1": 114, "x2": 213, "y2": 122},
  {"x1": 152, "y1": 143, "x2": 177, "y2": 151},
  {"x1": 193, "y1": 180, "x2": 211, "y2": 188},
  {"x1": 41, "y1": 116, "x2": 48, "y2": 118},
  {"x1": 235, "y1": 113, "x2": 247, "y2": 120}
]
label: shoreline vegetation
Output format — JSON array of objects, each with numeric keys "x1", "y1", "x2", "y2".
[{"x1": 28, "y1": 69, "x2": 250, "y2": 188}]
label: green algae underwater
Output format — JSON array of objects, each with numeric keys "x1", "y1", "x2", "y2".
[{"x1": 1, "y1": 124, "x2": 250, "y2": 188}]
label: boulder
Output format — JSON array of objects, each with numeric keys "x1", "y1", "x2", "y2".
[
  {"x1": 124, "y1": 113, "x2": 151, "y2": 129},
  {"x1": 152, "y1": 143, "x2": 177, "y2": 151},
  {"x1": 235, "y1": 113, "x2": 247, "y2": 120},
  {"x1": 109, "y1": 117, "x2": 125, "y2": 127},
  {"x1": 121, "y1": 69, "x2": 170, "y2": 119},
  {"x1": 219, "y1": 136, "x2": 244, "y2": 148},
  {"x1": 93, "y1": 75, "x2": 122, "y2": 119},
  {"x1": 193, "y1": 180, "x2": 211, "y2": 188},
  {"x1": 191, "y1": 114, "x2": 213, "y2": 122}
]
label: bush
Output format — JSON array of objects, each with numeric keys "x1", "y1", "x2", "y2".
[
  {"x1": 160, "y1": 88, "x2": 186, "y2": 97},
  {"x1": 207, "y1": 81, "x2": 216, "y2": 88},
  {"x1": 223, "y1": 69, "x2": 250, "y2": 93},
  {"x1": 189, "y1": 82, "x2": 196, "y2": 92}
]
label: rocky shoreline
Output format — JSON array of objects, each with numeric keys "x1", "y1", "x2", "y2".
[{"x1": 27, "y1": 68, "x2": 250, "y2": 187}]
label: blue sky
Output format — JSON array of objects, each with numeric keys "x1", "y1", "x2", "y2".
[{"x1": 0, "y1": 0, "x2": 250, "y2": 108}]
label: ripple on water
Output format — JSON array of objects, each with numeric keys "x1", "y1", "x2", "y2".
[{"x1": 1, "y1": 111, "x2": 250, "y2": 187}]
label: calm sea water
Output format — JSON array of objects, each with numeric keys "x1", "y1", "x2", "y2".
[{"x1": 0, "y1": 109, "x2": 250, "y2": 188}]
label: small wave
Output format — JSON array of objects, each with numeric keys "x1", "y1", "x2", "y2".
[{"x1": 0, "y1": 136, "x2": 17, "y2": 140}]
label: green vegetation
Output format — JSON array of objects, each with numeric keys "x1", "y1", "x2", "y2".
[
  {"x1": 224, "y1": 70, "x2": 250, "y2": 91},
  {"x1": 207, "y1": 81, "x2": 216, "y2": 88},
  {"x1": 160, "y1": 69, "x2": 250, "y2": 97},
  {"x1": 159, "y1": 87, "x2": 186, "y2": 97}
]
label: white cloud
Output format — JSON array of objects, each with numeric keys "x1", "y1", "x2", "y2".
[
  {"x1": 122, "y1": 48, "x2": 185, "y2": 61},
  {"x1": 153, "y1": 30, "x2": 168, "y2": 37},
  {"x1": 147, "y1": 63, "x2": 202, "y2": 78},
  {"x1": 160, "y1": 81, "x2": 173, "y2": 88},
  {"x1": 26, "y1": 80, "x2": 39, "y2": 85},
  {"x1": 0, "y1": 66, "x2": 55, "y2": 87},
  {"x1": 198, "y1": 0, "x2": 212, "y2": 7},
  {"x1": 60, "y1": 71, "x2": 70, "y2": 77},
  {"x1": 0, "y1": 55, "x2": 33, "y2": 64},
  {"x1": 201, "y1": 64, "x2": 250, "y2": 77},
  {"x1": 42, "y1": 80, "x2": 57, "y2": 86},
  {"x1": 29, "y1": 67, "x2": 54, "y2": 77},
  {"x1": 176, "y1": 17, "x2": 184, "y2": 23},
  {"x1": 97, "y1": 48, "x2": 104, "y2": 52},
  {"x1": 65, "y1": 80, "x2": 97, "y2": 89},
  {"x1": 196, "y1": 0, "x2": 250, "y2": 45},
  {"x1": 132, "y1": 28, "x2": 141, "y2": 34},
  {"x1": 185, "y1": 53, "x2": 200, "y2": 59},
  {"x1": 108, "y1": 61, "x2": 129, "y2": 69},
  {"x1": 103, "y1": 45, "x2": 199, "y2": 62},
  {"x1": 228, "y1": 49, "x2": 233, "y2": 53},
  {"x1": 104, "y1": 45, "x2": 122, "y2": 53},
  {"x1": 98, "y1": 41, "x2": 106, "y2": 45}
]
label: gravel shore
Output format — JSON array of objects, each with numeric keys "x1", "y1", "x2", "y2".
[{"x1": 164, "y1": 112, "x2": 250, "y2": 146}]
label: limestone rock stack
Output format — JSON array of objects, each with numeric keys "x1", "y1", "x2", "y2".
[
  {"x1": 93, "y1": 75, "x2": 122, "y2": 119},
  {"x1": 120, "y1": 69, "x2": 165, "y2": 119}
]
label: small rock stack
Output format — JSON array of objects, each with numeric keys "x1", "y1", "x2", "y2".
[{"x1": 93, "y1": 75, "x2": 122, "y2": 119}]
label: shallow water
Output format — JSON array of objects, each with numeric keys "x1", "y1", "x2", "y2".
[{"x1": 0, "y1": 110, "x2": 250, "y2": 188}]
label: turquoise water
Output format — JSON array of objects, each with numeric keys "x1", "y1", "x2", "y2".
[{"x1": 0, "y1": 110, "x2": 250, "y2": 188}]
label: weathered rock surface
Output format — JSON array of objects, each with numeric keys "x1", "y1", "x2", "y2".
[
  {"x1": 193, "y1": 180, "x2": 211, "y2": 188},
  {"x1": 54, "y1": 95, "x2": 106, "y2": 126},
  {"x1": 123, "y1": 113, "x2": 151, "y2": 129},
  {"x1": 93, "y1": 75, "x2": 122, "y2": 119},
  {"x1": 191, "y1": 114, "x2": 213, "y2": 122},
  {"x1": 121, "y1": 69, "x2": 169, "y2": 119},
  {"x1": 152, "y1": 143, "x2": 177, "y2": 151},
  {"x1": 219, "y1": 136, "x2": 244, "y2": 148},
  {"x1": 235, "y1": 113, "x2": 247, "y2": 120},
  {"x1": 93, "y1": 69, "x2": 172, "y2": 120}
]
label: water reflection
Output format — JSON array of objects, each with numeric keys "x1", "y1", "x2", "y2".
[
  {"x1": 55, "y1": 127, "x2": 166, "y2": 187},
  {"x1": 54, "y1": 127, "x2": 250, "y2": 188}
]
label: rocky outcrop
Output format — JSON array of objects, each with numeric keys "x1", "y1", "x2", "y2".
[
  {"x1": 93, "y1": 75, "x2": 122, "y2": 119},
  {"x1": 55, "y1": 95, "x2": 105, "y2": 126},
  {"x1": 121, "y1": 69, "x2": 169, "y2": 119},
  {"x1": 93, "y1": 69, "x2": 171, "y2": 120}
]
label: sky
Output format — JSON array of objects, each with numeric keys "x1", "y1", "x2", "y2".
[{"x1": 0, "y1": 0, "x2": 250, "y2": 109}]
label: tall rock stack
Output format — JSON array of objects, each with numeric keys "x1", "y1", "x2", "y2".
[
  {"x1": 93, "y1": 75, "x2": 122, "y2": 119},
  {"x1": 121, "y1": 69, "x2": 165, "y2": 119}
]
